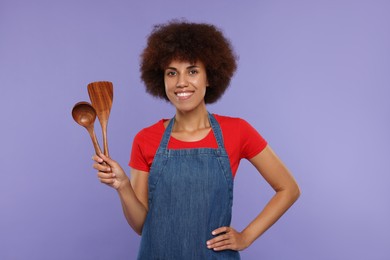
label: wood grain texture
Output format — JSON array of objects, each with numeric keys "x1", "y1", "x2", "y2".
[
  {"x1": 87, "y1": 81, "x2": 113, "y2": 157},
  {"x1": 72, "y1": 101, "x2": 103, "y2": 156}
]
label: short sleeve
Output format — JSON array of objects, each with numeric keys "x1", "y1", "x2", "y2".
[
  {"x1": 239, "y1": 118, "x2": 267, "y2": 159},
  {"x1": 128, "y1": 120, "x2": 165, "y2": 172},
  {"x1": 129, "y1": 131, "x2": 150, "y2": 172}
]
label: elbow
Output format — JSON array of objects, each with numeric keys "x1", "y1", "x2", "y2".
[
  {"x1": 291, "y1": 182, "x2": 301, "y2": 203},
  {"x1": 130, "y1": 222, "x2": 144, "y2": 236},
  {"x1": 134, "y1": 224, "x2": 144, "y2": 236},
  {"x1": 279, "y1": 181, "x2": 300, "y2": 203},
  {"x1": 275, "y1": 182, "x2": 300, "y2": 205},
  {"x1": 134, "y1": 227, "x2": 143, "y2": 236}
]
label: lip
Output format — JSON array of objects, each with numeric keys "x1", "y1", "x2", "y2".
[{"x1": 175, "y1": 91, "x2": 194, "y2": 100}]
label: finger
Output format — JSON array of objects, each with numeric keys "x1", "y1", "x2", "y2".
[
  {"x1": 207, "y1": 236, "x2": 231, "y2": 250},
  {"x1": 92, "y1": 154, "x2": 104, "y2": 163},
  {"x1": 207, "y1": 226, "x2": 230, "y2": 246},
  {"x1": 99, "y1": 177, "x2": 115, "y2": 185},
  {"x1": 207, "y1": 233, "x2": 230, "y2": 248},
  {"x1": 208, "y1": 233, "x2": 228, "y2": 243},
  {"x1": 98, "y1": 153, "x2": 116, "y2": 165},
  {"x1": 211, "y1": 244, "x2": 233, "y2": 251},
  {"x1": 97, "y1": 171, "x2": 116, "y2": 179},
  {"x1": 212, "y1": 226, "x2": 230, "y2": 236},
  {"x1": 93, "y1": 162, "x2": 111, "y2": 172}
]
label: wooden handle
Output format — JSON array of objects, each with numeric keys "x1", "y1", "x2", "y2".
[
  {"x1": 87, "y1": 126, "x2": 108, "y2": 166},
  {"x1": 87, "y1": 126, "x2": 102, "y2": 156},
  {"x1": 101, "y1": 122, "x2": 109, "y2": 157}
]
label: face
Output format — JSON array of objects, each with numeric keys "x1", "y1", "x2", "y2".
[{"x1": 164, "y1": 60, "x2": 209, "y2": 113}]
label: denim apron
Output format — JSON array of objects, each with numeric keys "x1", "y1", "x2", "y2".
[{"x1": 138, "y1": 113, "x2": 240, "y2": 259}]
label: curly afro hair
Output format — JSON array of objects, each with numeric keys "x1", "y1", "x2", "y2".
[{"x1": 140, "y1": 20, "x2": 237, "y2": 104}]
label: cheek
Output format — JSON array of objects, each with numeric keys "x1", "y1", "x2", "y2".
[
  {"x1": 164, "y1": 80, "x2": 176, "y2": 102},
  {"x1": 164, "y1": 78, "x2": 174, "y2": 92},
  {"x1": 191, "y1": 77, "x2": 207, "y2": 88}
]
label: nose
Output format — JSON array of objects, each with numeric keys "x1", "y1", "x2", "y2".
[{"x1": 176, "y1": 73, "x2": 188, "y2": 88}]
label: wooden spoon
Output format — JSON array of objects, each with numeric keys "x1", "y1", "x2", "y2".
[
  {"x1": 87, "y1": 81, "x2": 113, "y2": 157},
  {"x1": 72, "y1": 101, "x2": 103, "y2": 156}
]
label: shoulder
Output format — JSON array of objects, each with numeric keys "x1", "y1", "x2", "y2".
[
  {"x1": 213, "y1": 114, "x2": 252, "y2": 129},
  {"x1": 212, "y1": 113, "x2": 266, "y2": 146},
  {"x1": 133, "y1": 119, "x2": 167, "y2": 147},
  {"x1": 213, "y1": 113, "x2": 239, "y2": 124},
  {"x1": 135, "y1": 119, "x2": 166, "y2": 137},
  {"x1": 130, "y1": 119, "x2": 168, "y2": 171}
]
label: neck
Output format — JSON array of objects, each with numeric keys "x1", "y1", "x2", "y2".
[{"x1": 174, "y1": 105, "x2": 209, "y2": 132}]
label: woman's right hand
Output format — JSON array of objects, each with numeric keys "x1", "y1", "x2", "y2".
[{"x1": 92, "y1": 153, "x2": 129, "y2": 190}]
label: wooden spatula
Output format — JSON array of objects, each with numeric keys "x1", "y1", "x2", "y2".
[{"x1": 87, "y1": 81, "x2": 113, "y2": 157}]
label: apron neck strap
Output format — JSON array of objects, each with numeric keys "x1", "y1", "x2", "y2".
[{"x1": 156, "y1": 112, "x2": 225, "y2": 154}]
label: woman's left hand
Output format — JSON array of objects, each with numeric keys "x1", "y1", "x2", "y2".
[{"x1": 206, "y1": 226, "x2": 250, "y2": 251}]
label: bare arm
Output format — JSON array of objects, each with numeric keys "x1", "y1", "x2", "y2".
[
  {"x1": 207, "y1": 145, "x2": 300, "y2": 251},
  {"x1": 93, "y1": 154, "x2": 149, "y2": 235}
]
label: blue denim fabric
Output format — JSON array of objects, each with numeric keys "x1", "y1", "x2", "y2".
[{"x1": 138, "y1": 113, "x2": 240, "y2": 259}]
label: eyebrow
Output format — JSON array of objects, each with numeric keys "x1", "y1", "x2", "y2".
[{"x1": 165, "y1": 65, "x2": 199, "y2": 70}]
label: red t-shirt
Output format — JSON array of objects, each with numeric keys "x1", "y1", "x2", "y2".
[{"x1": 129, "y1": 114, "x2": 267, "y2": 177}]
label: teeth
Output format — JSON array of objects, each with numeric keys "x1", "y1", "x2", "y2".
[{"x1": 177, "y1": 92, "x2": 191, "y2": 97}]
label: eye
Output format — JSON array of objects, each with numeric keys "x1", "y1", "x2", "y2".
[
  {"x1": 166, "y1": 71, "x2": 176, "y2": 76},
  {"x1": 189, "y1": 69, "x2": 199, "y2": 75}
]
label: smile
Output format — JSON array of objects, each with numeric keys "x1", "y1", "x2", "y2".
[
  {"x1": 176, "y1": 91, "x2": 194, "y2": 100},
  {"x1": 176, "y1": 92, "x2": 192, "y2": 97}
]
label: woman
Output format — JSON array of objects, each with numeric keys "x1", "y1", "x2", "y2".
[{"x1": 93, "y1": 20, "x2": 300, "y2": 259}]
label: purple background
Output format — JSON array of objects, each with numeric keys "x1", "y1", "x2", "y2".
[{"x1": 1, "y1": 0, "x2": 389, "y2": 259}]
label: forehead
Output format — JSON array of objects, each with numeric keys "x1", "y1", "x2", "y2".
[{"x1": 165, "y1": 59, "x2": 205, "y2": 69}]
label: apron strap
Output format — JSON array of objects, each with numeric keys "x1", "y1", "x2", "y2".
[
  {"x1": 155, "y1": 112, "x2": 225, "y2": 155},
  {"x1": 208, "y1": 112, "x2": 225, "y2": 149}
]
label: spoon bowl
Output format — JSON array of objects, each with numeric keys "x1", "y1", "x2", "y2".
[
  {"x1": 72, "y1": 101, "x2": 97, "y2": 127},
  {"x1": 72, "y1": 101, "x2": 103, "y2": 155}
]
